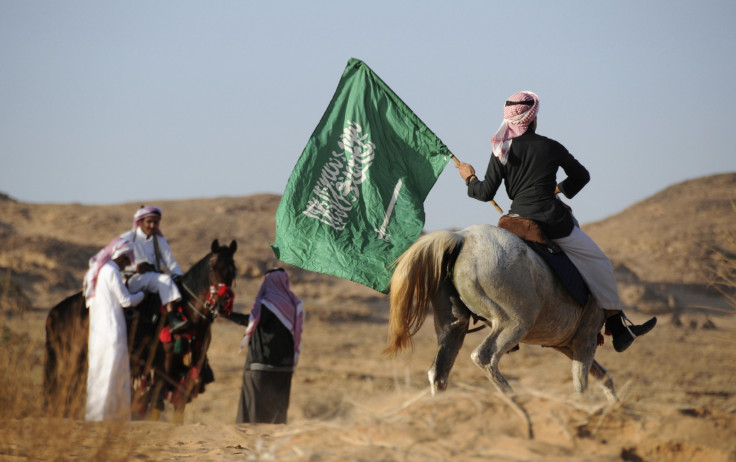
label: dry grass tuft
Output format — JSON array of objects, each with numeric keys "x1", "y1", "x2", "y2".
[{"x1": 0, "y1": 319, "x2": 144, "y2": 461}]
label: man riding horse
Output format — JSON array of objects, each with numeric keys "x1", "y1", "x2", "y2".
[
  {"x1": 48, "y1": 237, "x2": 237, "y2": 421},
  {"x1": 454, "y1": 90, "x2": 656, "y2": 352},
  {"x1": 120, "y1": 205, "x2": 189, "y2": 333}
]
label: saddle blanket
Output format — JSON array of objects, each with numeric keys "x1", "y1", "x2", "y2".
[{"x1": 498, "y1": 215, "x2": 590, "y2": 307}]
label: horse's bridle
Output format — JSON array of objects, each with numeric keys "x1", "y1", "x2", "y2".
[
  {"x1": 180, "y1": 253, "x2": 236, "y2": 322},
  {"x1": 181, "y1": 282, "x2": 234, "y2": 322}
]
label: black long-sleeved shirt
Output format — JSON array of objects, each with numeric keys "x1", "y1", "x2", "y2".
[{"x1": 467, "y1": 129, "x2": 590, "y2": 239}]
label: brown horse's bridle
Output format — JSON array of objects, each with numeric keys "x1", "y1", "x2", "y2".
[
  {"x1": 181, "y1": 282, "x2": 234, "y2": 322},
  {"x1": 179, "y1": 250, "x2": 236, "y2": 323}
]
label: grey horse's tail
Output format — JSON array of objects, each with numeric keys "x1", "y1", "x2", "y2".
[{"x1": 384, "y1": 230, "x2": 464, "y2": 356}]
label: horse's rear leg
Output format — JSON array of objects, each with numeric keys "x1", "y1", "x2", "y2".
[
  {"x1": 429, "y1": 280, "x2": 470, "y2": 395},
  {"x1": 470, "y1": 323, "x2": 525, "y2": 394}
]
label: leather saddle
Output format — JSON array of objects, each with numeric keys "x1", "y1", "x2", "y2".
[{"x1": 497, "y1": 215, "x2": 590, "y2": 307}]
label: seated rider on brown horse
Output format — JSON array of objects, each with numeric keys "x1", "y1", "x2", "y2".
[
  {"x1": 120, "y1": 205, "x2": 188, "y2": 333},
  {"x1": 455, "y1": 90, "x2": 656, "y2": 352}
]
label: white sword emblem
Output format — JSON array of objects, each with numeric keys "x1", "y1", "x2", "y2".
[{"x1": 375, "y1": 179, "x2": 403, "y2": 242}]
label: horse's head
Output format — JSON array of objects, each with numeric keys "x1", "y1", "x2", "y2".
[
  {"x1": 209, "y1": 239, "x2": 237, "y2": 287},
  {"x1": 202, "y1": 239, "x2": 237, "y2": 318},
  {"x1": 180, "y1": 239, "x2": 238, "y2": 324}
]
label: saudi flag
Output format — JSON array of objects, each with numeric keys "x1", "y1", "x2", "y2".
[{"x1": 271, "y1": 58, "x2": 452, "y2": 293}]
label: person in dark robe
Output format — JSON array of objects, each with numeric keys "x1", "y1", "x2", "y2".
[{"x1": 232, "y1": 268, "x2": 304, "y2": 424}]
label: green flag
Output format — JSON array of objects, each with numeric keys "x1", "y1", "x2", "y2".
[{"x1": 271, "y1": 58, "x2": 452, "y2": 293}]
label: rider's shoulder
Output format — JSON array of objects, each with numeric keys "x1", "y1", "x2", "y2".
[{"x1": 120, "y1": 229, "x2": 135, "y2": 240}]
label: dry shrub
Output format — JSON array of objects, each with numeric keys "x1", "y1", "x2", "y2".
[
  {"x1": 0, "y1": 316, "x2": 141, "y2": 461},
  {"x1": 0, "y1": 267, "x2": 32, "y2": 314},
  {"x1": 0, "y1": 325, "x2": 41, "y2": 419}
]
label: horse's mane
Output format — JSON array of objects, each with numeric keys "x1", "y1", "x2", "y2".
[{"x1": 181, "y1": 252, "x2": 213, "y2": 297}]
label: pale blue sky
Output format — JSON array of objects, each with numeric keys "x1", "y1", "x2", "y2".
[{"x1": 2, "y1": 1, "x2": 735, "y2": 231}]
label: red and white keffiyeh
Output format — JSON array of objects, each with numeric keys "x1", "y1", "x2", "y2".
[
  {"x1": 490, "y1": 91, "x2": 539, "y2": 164},
  {"x1": 83, "y1": 237, "x2": 135, "y2": 307},
  {"x1": 239, "y1": 269, "x2": 304, "y2": 366}
]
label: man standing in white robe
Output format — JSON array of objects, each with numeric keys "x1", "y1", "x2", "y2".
[{"x1": 84, "y1": 238, "x2": 144, "y2": 421}]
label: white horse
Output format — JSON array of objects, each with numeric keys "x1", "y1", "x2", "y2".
[{"x1": 385, "y1": 224, "x2": 618, "y2": 403}]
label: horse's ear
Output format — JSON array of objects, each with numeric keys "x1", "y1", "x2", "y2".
[
  {"x1": 211, "y1": 239, "x2": 220, "y2": 253},
  {"x1": 229, "y1": 240, "x2": 237, "y2": 254}
]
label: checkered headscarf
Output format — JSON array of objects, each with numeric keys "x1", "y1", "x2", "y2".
[
  {"x1": 490, "y1": 91, "x2": 539, "y2": 164},
  {"x1": 239, "y1": 269, "x2": 304, "y2": 367}
]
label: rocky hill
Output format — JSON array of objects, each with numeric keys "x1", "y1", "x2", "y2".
[{"x1": 584, "y1": 172, "x2": 736, "y2": 286}]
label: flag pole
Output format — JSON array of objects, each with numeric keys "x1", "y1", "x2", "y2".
[{"x1": 451, "y1": 155, "x2": 503, "y2": 214}]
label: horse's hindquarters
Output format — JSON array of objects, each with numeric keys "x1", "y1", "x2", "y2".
[
  {"x1": 452, "y1": 225, "x2": 592, "y2": 347},
  {"x1": 520, "y1": 300, "x2": 588, "y2": 346}
]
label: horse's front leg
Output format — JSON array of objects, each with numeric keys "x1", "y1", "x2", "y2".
[
  {"x1": 429, "y1": 279, "x2": 470, "y2": 396},
  {"x1": 553, "y1": 345, "x2": 617, "y2": 401},
  {"x1": 590, "y1": 359, "x2": 618, "y2": 402},
  {"x1": 550, "y1": 343, "x2": 593, "y2": 395},
  {"x1": 567, "y1": 307, "x2": 607, "y2": 396},
  {"x1": 148, "y1": 341, "x2": 173, "y2": 422},
  {"x1": 173, "y1": 328, "x2": 212, "y2": 424}
]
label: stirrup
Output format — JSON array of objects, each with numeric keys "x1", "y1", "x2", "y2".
[
  {"x1": 612, "y1": 314, "x2": 657, "y2": 352},
  {"x1": 621, "y1": 313, "x2": 638, "y2": 339},
  {"x1": 167, "y1": 311, "x2": 189, "y2": 334}
]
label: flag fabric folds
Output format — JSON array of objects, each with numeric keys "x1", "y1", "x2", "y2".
[{"x1": 271, "y1": 58, "x2": 451, "y2": 293}]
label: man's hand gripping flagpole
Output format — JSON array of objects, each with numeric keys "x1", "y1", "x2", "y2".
[{"x1": 451, "y1": 155, "x2": 503, "y2": 214}]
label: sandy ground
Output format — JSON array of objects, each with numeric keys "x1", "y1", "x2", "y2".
[
  {"x1": 2, "y1": 177, "x2": 735, "y2": 461},
  {"x1": 2, "y1": 292, "x2": 735, "y2": 462}
]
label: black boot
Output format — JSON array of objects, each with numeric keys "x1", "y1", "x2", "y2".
[
  {"x1": 605, "y1": 312, "x2": 657, "y2": 352},
  {"x1": 167, "y1": 310, "x2": 189, "y2": 334}
]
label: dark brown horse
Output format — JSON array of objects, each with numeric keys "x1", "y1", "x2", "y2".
[{"x1": 44, "y1": 239, "x2": 237, "y2": 422}]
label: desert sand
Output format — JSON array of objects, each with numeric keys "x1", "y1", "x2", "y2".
[{"x1": 1, "y1": 174, "x2": 735, "y2": 461}]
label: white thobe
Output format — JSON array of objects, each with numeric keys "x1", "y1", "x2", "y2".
[
  {"x1": 120, "y1": 228, "x2": 182, "y2": 304},
  {"x1": 85, "y1": 261, "x2": 144, "y2": 421},
  {"x1": 553, "y1": 226, "x2": 623, "y2": 310}
]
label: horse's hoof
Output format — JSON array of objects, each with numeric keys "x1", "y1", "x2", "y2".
[{"x1": 431, "y1": 381, "x2": 448, "y2": 396}]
